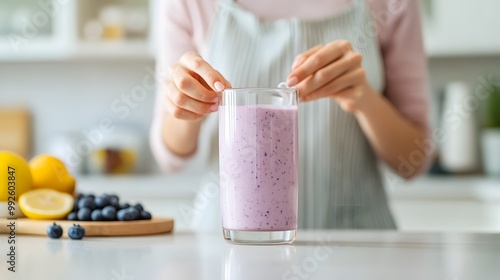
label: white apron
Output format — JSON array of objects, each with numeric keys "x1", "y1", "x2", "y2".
[{"x1": 190, "y1": 0, "x2": 397, "y2": 231}]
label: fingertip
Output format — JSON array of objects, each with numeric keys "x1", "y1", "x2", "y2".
[
  {"x1": 291, "y1": 56, "x2": 305, "y2": 70},
  {"x1": 287, "y1": 76, "x2": 298, "y2": 87},
  {"x1": 214, "y1": 81, "x2": 225, "y2": 92}
]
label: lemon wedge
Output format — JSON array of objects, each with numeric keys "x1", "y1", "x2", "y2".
[{"x1": 19, "y1": 189, "x2": 74, "y2": 220}]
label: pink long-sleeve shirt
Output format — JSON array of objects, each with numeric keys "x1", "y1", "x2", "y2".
[{"x1": 151, "y1": 0, "x2": 430, "y2": 173}]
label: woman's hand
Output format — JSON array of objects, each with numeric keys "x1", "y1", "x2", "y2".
[
  {"x1": 165, "y1": 51, "x2": 231, "y2": 121},
  {"x1": 287, "y1": 40, "x2": 375, "y2": 113}
]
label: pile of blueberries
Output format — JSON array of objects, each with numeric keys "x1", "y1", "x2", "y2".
[
  {"x1": 47, "y1": 223, "x2": 85, "y2": 240},
  {"x1": 67, "y1": 193, "x2": 152, "y2": 222}
]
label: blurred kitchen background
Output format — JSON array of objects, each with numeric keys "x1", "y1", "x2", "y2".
[{"x1": 0, "y1": 0, "x2": 499, "y2": 232}]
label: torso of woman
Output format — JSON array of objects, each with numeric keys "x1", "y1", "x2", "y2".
[{"x1": 151, "y1": 0, "x2": 429, "y2": 230}]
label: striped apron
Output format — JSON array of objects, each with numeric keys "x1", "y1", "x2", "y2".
[{"x1": 195, "y1": 0, "x2": 397, "y2": 230}]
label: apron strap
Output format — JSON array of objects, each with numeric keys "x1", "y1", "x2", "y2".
[{"x1": 353, "y1": 0, "x2": 364, "y2": 8}]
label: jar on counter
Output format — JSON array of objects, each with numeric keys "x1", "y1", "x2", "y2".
[{"x1": 86, "y1": 125, "x2": 146, "y2": 175}]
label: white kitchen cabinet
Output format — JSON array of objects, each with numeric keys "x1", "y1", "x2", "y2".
[
  {"x1": 391, "y1": 200, "x2": 500, "y2": 232},
  {"x1": 387, "y1": 175, "x2": 500, "y2": 232},
  {"x1": 2, "y1": 0, "x2": 498, "y2": 61},
  {"x1": 422, "y1": 0, "x2": 500, "y2": 56},
  {"x1": 0, "y1": 0, "x2": 155, "y2": 61},
  {"x1": 0, "y1": 0, "x2": 74, "y2": 61},
  {"x1": 76, "y1": 174, "x2": 500, "y2": 233}
]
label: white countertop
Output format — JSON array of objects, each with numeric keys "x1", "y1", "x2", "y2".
[
  {"x1": 1, "y1": 231, "x2": 499, "y2": 280},
  {"x1": 385, "y1": 175, "x2": 500, "y2": 201}
]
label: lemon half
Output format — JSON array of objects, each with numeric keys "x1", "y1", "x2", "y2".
[{"x1": 19, "y1": 189, "x2": 74, "y2": 220}]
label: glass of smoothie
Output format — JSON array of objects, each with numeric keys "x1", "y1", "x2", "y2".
[{"x1": 218, "y1": 86, "x2": 298, "y2": 244}]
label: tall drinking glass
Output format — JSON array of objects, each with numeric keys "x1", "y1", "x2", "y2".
[{"x1": 218, "y1": 87, "x2": 298, "y2": 244}]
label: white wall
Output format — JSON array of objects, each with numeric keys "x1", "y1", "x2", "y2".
[
  {"x1": 428, "y1": 56, "x2": 500, "y2": 88},
  {"x1": 1, "y1": 56, "x2": 499, "y2": 174}
]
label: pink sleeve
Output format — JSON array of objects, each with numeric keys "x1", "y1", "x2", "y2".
[
  {"x1": 368, "y1": 0, "x2": 433, "y2": 171},
  {"x1": 150, "y1": 0, "x2": 197, "y2": 173},
  {"x1": 370, "y1": 0, "x2": 430, "y2": 132}
]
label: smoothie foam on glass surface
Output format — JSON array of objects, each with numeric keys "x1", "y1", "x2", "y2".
[{"x1": 219, "y1": 87, "x2": 298, "y2": 244}]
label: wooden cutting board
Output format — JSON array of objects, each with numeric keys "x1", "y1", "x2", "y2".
[
  {"x1": 0, "y1": 217, "x2": 174, "y2": 238},
  {"x1": 0, "y1": 108, "x2": 31, "y2": 159}
]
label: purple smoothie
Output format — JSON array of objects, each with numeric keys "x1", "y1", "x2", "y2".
[{"x1": 219, "y1": 105, "x2": 298, "y2": 231}]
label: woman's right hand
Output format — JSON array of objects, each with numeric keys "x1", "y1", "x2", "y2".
[{"x1": 165, "y1": 51, "x2": 231, "y2": 121}]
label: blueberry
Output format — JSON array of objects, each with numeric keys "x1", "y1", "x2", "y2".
[
  {"x1": 102, "y1": 206, "x2": 117, "y2": 221},
  {"x1": 77, "y1": 207, "x2": 92, "y2": 221},
  {"x1": 132, "y1": 203, "x2": 144, "y2": 212},
  {"x1": 68, "y1": 224, "x2": 85, "y2": 240},
  {"x1": 126, "y1": 207, "x2": 140, "y2": 220},
  {"x1": 87, "y1": 194, "x2": 96, "y2": 200},
  {"x1": 76, "y1": 193, "x2": 85, "y2": 200},
  {"x1": 109, "y1": 196, "x2": 120, "y2": 209},
  {"x1": 78, "y1": 197, "x2": 96, "y2": 210},
  {"x1": 116, "y1": 209, "x2": 133, "y2": 221},
  {"x1": 90, "y1": 209, "x2": 103, "y2": 221},
  {"x1": 95, "y1": 196, "x2": 110, "y2": 209},
  {"x1": 67, "y1": 212, "x2": 78, "y2": 221},
  {"x1": 119, "y1": 203, "x2": 130, "y2": 210},
  {"x1": 72, "y1": 200, "x2": 79, "y2": 212},
  {"x1": 47, "y1": 223, "x2": 63, "y2": 239},
  {"x1": 140, "y1": 211, "x2": 152, "y2": 220}
]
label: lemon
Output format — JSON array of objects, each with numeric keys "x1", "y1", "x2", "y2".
[
  {"x1": 19, "y1": 189, "x2": 74, "y2": 220},
  {"x1": 0, "y1": 151, "x2": 33, "y2": 202},
  {"x1": 30, "y1": 154, "x2": 76, "y2": 194}
]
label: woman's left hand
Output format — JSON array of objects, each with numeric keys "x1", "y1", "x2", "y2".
[{"x1": 287, "y1": 40, "x2": 374, "y2": 112}]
